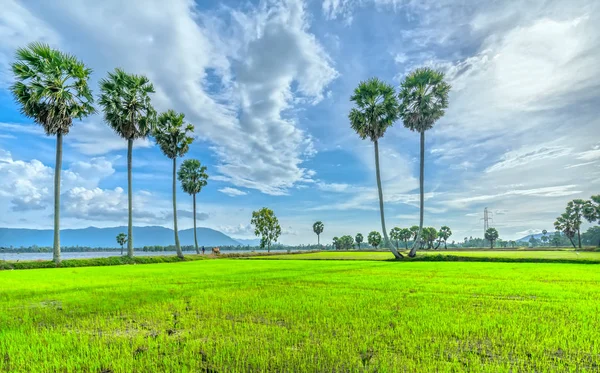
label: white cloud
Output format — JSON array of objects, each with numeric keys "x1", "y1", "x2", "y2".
[
  {"x1": 1, "y1": 0, "x2": 338, "y2": 196},
  {"x1": 218, "y1": 187, "x2": 247, "y2": 197}
]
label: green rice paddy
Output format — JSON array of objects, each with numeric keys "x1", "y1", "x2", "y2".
[{"x1": 1, "y1": 253, "x2": 599, "y2": 372}]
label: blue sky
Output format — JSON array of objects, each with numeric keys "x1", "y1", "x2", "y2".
[{"x1": 1, "y1": 0, "x2": 599, "y2": 245}]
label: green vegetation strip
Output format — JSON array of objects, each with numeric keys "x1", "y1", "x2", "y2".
[
  {"x1": 1, "y1": 260, "x2": 599, "y2": 371},
  {"x1": 261, "y1": 250, "x2": 600, "y2": 264}
]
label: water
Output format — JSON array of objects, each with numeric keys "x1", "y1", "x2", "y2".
[{"x1": 0, "y1": 249, "x2": 296, "y2": 262}]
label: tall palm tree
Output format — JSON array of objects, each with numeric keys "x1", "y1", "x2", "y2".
[
  {"x1": 349, "y1": 78, "x2": 402, "y2": 259},
  {"x1": 11, "y1": 43, "x2": 95, "y2": 265},
  {"x1": 177, "y1": 159, "x2": 208, "y2": 254},
  {"x1": 398, "y1": 68, "x2": 451, "y2": 257},
  {"x1": 154, "y1": 110, "x2": 194, "y2": 258},
  {"x1": 99, "y1": 69, "x2": 156, "y2": 258},
  {"x1": 313, "y1": 221, "x2": 324, "y2": 245}
]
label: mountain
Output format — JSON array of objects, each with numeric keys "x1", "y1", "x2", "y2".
[
  {"x1": 235, "y1": 238, "x2": 262, "y2": 246},
  {"x1": 0, "y1": 226, "x2": 241, "y2": 248},
  {"x1": 516, "y1": 232, "x2": 550, "y2": 242}
]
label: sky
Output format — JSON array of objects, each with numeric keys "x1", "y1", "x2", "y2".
[{"x1": 0, "y1": 0, "x2": 599, "y2": 245}]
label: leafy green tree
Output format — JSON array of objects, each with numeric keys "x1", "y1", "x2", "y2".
[
  {"x1": 399, "y1": 228, "x2": 412, "y2": 249},
  {"x1": 153, "y1": 110, "x2": 194, "y2": 258},
  {"x1": 554, "y1": 213, "x2": 578, "y2": 248},
  {"x1": 349, "y1": 78, "x2": 402, "y2": 259},
  {"x1": 555, "y1": 199, "x2": 588, "y2": 249},
  {"x1": 583, "y1": 195, "x2": 600, "y2": 246},
  {"x1": 99, "y1": 68, "x2": 157, "y2": 258},
  {"x1": 485, "y1": 228, "x2": 499, "y2": 249},
  {"x1": 438, "y1": 226, "x2": 452, "y2": 249},
  {"x1": 528, "y1": 236, "x2": 538, "y2": 248},
  {"x1": 368, "y1": 231, "x2": 382, "y2": 249},
  {"x1": 250, "y1": 207, "x2": 282, "y2": 253},
  {"x1": 11, "y1": 43, "x2": 95, "y2": 265},
  {"x1": 422, "y1": 227, "x2": 437, "y2": 249},
  {"x1": 582, "y1": 226, "x2": 600, "y2": 247},
  {"x1": 338, "y1": 235, "x2": 354, "y2": 250},
  {"x1": 177, "y1": 159, "x2": 208, "y2": 254},
  {"x1": 399, "y1": 68, "x2": 451, "y2": 257},
  {"x1": 389, "y1": 227, "x2": 402, "y2": 250},
  {"x1": 541, "y1": 235, "x2": 549, "y2": 246},
  {"x1": 541, "y1": 229, "x2": 548, "y2": 246},
  {"x1": 332, "y1": 237, "x2": 339, "y2": 250},
  {"x1": 551, "y1": 232, "x2": 562, "y2": 247},
  {"x1": 355, "y1": 233, "x2": 364, "y2": 249},
  {"x1": 410, "y1": 226, "x2": 420, "y2": 242},
  {"x1": 116, "y1": 233, "x2": 128, "y2": 255},
  {"x1": 313, "y1": 221, "x2": 324, "y2": 245}
]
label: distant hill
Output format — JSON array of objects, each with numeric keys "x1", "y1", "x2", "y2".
[
  {"x1": 0, "y1": 226, "x2": 241, "y2": 248},
  {"x1": 516, "y1": 232, "x2": 550, "y2": 242}
]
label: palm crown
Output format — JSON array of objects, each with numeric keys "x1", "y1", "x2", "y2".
[
  {"x1": 313, "y1": 221, "x2": 324, "y2": 235},
  {"x1": 178, "y1": 159, "x2": 208, "y2": 195},
  {"x1": 99, "y1": 68, "x2": 156, "y2": 140},
  {"x1": 11, "y1": 42, "x2": 95, "y2": 135},
  {"x1": 349, "y1": 78, "x2": 399, "y2": 141},
  {"x1": 398, "y1": 67, "x2": 450, "y2": 133},
  {"x1": 154, "y1": 110, "x2": 194, "y2": 159}
]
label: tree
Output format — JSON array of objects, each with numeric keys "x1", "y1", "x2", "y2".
[
  {"x1": 116, "y1": 233, "x2": 128, "y2": 255},
  {"x1": 99, "y1": 68, "x2": 157, "y2": 258},
  {"x1": 368, "y1": 231, "x2": 382, "y2": 249},
  {"x1": 555, "y1": 199, "x2": 588, "y2": 249},
  {"x1": 554, "y1": 213, "x2": 578, "y2": 248},
  {"x1": 177, "y1": 159, "x2": 208, "y2": 254},
  {"x1": 313, "y1": 221, "x2": 324, "y2": 245},
  {"x1": 153, "y1": 110, "x2": 194, "y2": 259},
  {"x1": 551, "y1": 232, "x2": 562, "y2": 247},
  {"x1": 399, "y1": 68, "x2": 451, "y2": 257},
  {"x1": 410, "y1": 226, "x2": 420, "y2": 242},
  {"x1": 389, "y1": 227, "x2": 402, "y2": 250},
  {"x1": 541, "y1": 235, "x2": 549, "y2": 246},
  {"x1": 11, "y1": 43, "x2": 95, "y2": 265},
  {"x1": 582, "y1": 226, "x2": 600, "y2": 247},
  {"x1": 422, "y1": 227, "x2": 437, "y2": 249},
  {"x1": 349, "y1": 78, "x2": 402, "y2": 259},
  {"x1": 485, "y1": 228, "x2": 499, "y2": 249},
  {"x1": 583, "y1": 195, "x2": 600, "y2": 246},
  {"x1": 250, "y1": 208, "x2": 282, "y2": 253},
  {"x1": 541, "y1": 229, "x2": 548, "y2": 246},
  {"x1": 355, "y1": 233, "x2": 364, "y2": 249},
  {"x1": 438, "y1": 226, "x2": 452, "y2": 249},
  {"x1": 399, "y1": 228, "x2": 412, "y2": 249},
  {"x1": 528, "y1": 236, "x2": 538, "y2": 248},
  {"x1": 332, "y1": 237, "x2": 339, "y2": 250},
  {"x1": 338, "y1": 235, "x2": 354, "y2": 250}
]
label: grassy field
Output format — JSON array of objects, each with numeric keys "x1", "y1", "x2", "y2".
[
  {"x1": 264, "y1": 250, "x2": 600, "y2": 262},
  {"x1": 1, "y1": 258, "x2": 600, "y2": 372}
]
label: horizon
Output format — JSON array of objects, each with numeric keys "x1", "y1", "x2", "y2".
[{"x1": 1, "y1": 0, "x2": 599, "y2": 245}]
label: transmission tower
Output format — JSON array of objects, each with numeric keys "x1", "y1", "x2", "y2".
[{"x1": 481, "y1": 207, "x2": 493, "y2": 237}]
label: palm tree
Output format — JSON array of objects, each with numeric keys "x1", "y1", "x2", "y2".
[
  {"x1": 349, "y1": 78, "x2": 402, "y2": 259},
  {"x1": 154, "y1": 110, "x2": 194, "y2": 259},
  {"x1": 177, "y1": 159, "x2": 208, "y2": 254},
  {"x1": 485, "y1": 228, "x2": 499, "y2": 249},
  {"x1": 355, "y1": 233, "x2": 364, "y2": 249},
  {"x1": 399, "y1": 68, "x2": 451, "y2": 257},
  {"x1": 99, "y1": 69, "x2": 157, "y2": 258},
  {"x1": 541, "y1": 229, "x2": 548, "y2": 246},
  {"x1": 399, "y1": 228, "x2": 412, "y2": 249},
  {"x1": 438, "y1": 226, "x2": 452, "y2": 249},
  {"x1": 116, "y1": 233, "x2": 128, "y2": 255},
  {"x1": 390, "y1": 227, "x2": 402, "y2": 250},
  {"x1": 11, "y1": 43, "x2": 95, "y2": 265},
  {"x1": 313, "y1": 221, "x2": 324, "y2": 245}
]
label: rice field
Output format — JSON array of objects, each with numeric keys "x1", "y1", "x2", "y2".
[{"x1": 1, "y1": 257, "x2": 599, "y2": 372}]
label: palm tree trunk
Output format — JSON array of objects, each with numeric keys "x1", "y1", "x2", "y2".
[
  {"x1": 193, "y1": 193, "x2": 199, "y2": 254},
  {"x1": 374, "y1": 140, "x2": 402, "y2": 259},
  {"x1": 52, "y1": 133, "x2": 63, "y2": 265},
  {"x1": 173, "y1": 158, "x2": 183, "y2": 258},
  {"x1": 127, "y1": 139, "x2": 134, "y2": 258},
  {"x1": 404, "y1": 240, "x2": 408, "y2": 249},
  {"x1": 444, "y1": 240, "x2": 447, "y2": 249},
  {"x1": 317, "y1": 234, "x2": 320, "y2": 245},
  {"x1": 409, "y1": 131, "x2": 426, "y2": 257},
  {"x1": 577, "y1": 228, "x2": 581, "y2": 249}
]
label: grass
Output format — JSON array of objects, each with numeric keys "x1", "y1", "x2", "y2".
[
  {"x1": 0, "y1": 254, "x2": 207, "y2": 270},
  {"x1": 1, "y1": 258, "x2": 600, "y2": 372}
]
